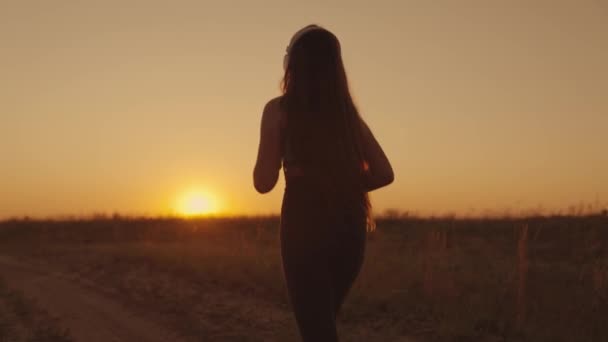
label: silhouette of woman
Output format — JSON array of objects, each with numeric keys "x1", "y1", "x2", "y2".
[{"x1": 253, "y1": 24, "x2": 394, "y2": 342}]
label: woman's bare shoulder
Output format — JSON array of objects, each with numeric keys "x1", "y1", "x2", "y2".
[
  {"x1": 264, "y1": 96, "x2": 284, "y2": 113},
  {"x1": 262, "y1": 96, "x2": 286, "y2": 128}
]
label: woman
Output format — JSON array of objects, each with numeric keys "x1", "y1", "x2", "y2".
[{"x1": 253, "y1": 24, "x2": 394, "y2": 342}]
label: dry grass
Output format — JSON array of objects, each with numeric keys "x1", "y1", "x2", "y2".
[
  {"x1": 0, "y1": 214, "x2": 607, "y2": 341},
  {"x1": 0, "y1": 277, "x2": 72, "y2": 342}
]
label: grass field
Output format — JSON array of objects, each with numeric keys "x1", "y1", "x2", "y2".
[
  {"x1": 0, "y1": 214, "x2": 606, "y2": 341},
  {"x1": 0, "y1": 276, "x2": 72, "y2": 342}
]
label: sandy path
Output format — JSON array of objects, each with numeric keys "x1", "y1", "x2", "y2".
[
  {"x1": 0, "y1": 255, "x2": 186, "y2": 342},
  {"x1": 0, "y1": 254, "x2": 420, "y2": 342}
]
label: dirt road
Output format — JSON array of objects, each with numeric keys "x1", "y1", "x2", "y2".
[
  {"x1": 0, "y1": 255, "x2": 419, "y2": 342},
  {"x1": 0, "y1": 255, "x2": 186, "y2": 342}
]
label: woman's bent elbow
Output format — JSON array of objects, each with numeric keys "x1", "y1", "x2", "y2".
[
  {"x1": 254, "y1": 181, "x2": 273, "y2": 194},
  {"x1": 365, "y1": 171, "x2": 394, "y2": 192},
  {"x1": 253, "y1": 170, "x2": 278, "y2": 194},
  {"x1": 386, "y1": 170, "x2": 395, "y2": 185},
  {"x1": 378, "y1": 172, "x2": 394, "y2": 188}
]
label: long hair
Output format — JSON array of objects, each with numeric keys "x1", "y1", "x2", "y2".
[{"x1": 280, "y1": 25, "x2": 374, "y2": 230}]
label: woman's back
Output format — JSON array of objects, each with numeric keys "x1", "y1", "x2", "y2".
[{"x1": 253, "y1": 24, "x2": 393, "y2": 342}]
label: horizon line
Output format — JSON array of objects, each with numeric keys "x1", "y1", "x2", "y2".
[{"x1": 1, "y1": 206, "x2": 607, "y2": 223}]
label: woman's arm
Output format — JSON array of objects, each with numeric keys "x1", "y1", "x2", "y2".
[
  {"x1": 360, "y1": 119, "x2": 394, "y2": 192},
  {"x1": 253, "y1": 99, "x2": 283, "y2": 194}
]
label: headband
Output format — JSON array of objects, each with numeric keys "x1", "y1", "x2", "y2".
[{"x1": 283, "y1": 25, "x2": 324, "y2": 70}]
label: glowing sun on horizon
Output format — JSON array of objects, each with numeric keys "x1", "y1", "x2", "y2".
[{"x1": 176, "y1": 190, "x2": 218, "y2": 217}]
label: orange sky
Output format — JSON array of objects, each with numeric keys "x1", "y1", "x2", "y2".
[{"x1": 1, "y1": 0, "x2": 607, "y2": 218}]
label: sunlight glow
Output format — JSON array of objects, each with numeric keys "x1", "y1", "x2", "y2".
[{"x1": 176, "y1": 190, "x2": 218, "y2": 217}]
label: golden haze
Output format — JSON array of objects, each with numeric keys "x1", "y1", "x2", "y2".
[{"x1": 0, "y1": 0, "x2": 607, "y2": 218}]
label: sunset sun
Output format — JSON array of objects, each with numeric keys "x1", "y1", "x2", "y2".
[{"x1": 176, "y1": 190, "x2": 218, "y2": 217}]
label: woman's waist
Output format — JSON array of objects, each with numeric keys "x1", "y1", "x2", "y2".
[{"x1": 284, "y1": 175, "x2": 367, "y2": 204}]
